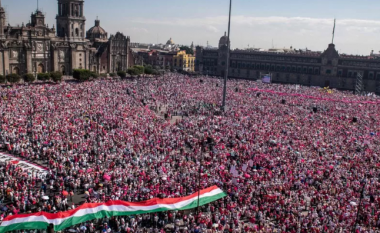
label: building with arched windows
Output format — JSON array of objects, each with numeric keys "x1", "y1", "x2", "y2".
[
  {"x1": 196, "y1": 33, "x2": 380, "y2": 94},
  {"x1": 0, "y1": 0, "x2": 132, "y2": 76}
]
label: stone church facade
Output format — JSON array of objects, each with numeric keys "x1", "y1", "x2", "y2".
[
  {"x1": 0, "y1": 0, "x2": 131, "y2": 76},
  {"x1": 196, "y1": 33, "x2": 380, "y2": 94}
]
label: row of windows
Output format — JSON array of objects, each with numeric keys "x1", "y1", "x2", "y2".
[
  {"x1": 230, "y1": 63, "x2": 320, "y2": 74},
  {"x1": 230, "y1": 54, "x2": 320, "y2": 63},
  {"x1": 337, "y1": 70, "x2": 380, "y2": 80}
]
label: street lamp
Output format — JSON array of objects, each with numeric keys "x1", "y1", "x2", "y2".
[
  {"x1": 352, "y1": 177, "x2": 367, "y2": 233},
  {"x1": 196, "y1": 138, "x2": 214, "y2": 215},
  {"x1": 196, "y1": 142, "x2": 204, "y2": 215},
  {"x1": 222, "y1": 0, "x2": 232, "y2": 112},
  {"x1": 96, "y1": 113, "x2": 101, "y2": 163}
]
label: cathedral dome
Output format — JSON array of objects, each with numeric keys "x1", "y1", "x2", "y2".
[
  {"x1": 166, "y1": 38, "x2": 174, "y2": 45},
  {"x1": 86, "y1": 18, "x2": 108, "y2": 42},
  {"x1": 219, "y1": 32, "x2": 229, "y2": 48}
]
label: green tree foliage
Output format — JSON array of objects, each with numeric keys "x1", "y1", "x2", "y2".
[
  {"x1": 134, "y1": 65, "x2": 145, "y2": 74},
  {"x1": 144, "y1": 65, "x2": 154, "y2": 75},
  {"x1": 23, "y1": 73, "x2": 35, "y2": 83},
  {"x1": 6, "y1": 73, "x2": 21, "y2": 83},
  {"x1": 37, "y1": 73, "x2": 51, "y2": 81},
  {"x1": 91, "y1": 72, "x2": 99, "y2": 79},
  {"x1": 117, "y1": 71, "x2": 127, "y2": 78},
  {"x1": 109, "y1": 73, "x2": 116, "y2": 77},
  {"x1": 0, "y1": 75, "x2": 5, "y2": 83},
  {"x1": 179, "y1": 46, "x2": 194, "y2": 55},
  {"x1": 50, "y1": 71, "x2": 63, "y2": 83},
  {"x1": 73, "y1": 69, "x2": 92, "y2": 81},
  {"x1": 127, "y1": 66, "x2": 144, "y2": 75}
]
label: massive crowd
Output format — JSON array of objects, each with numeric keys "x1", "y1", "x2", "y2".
[{"x1": 0, "y1": 74, "x2": 380, "y2": 233}]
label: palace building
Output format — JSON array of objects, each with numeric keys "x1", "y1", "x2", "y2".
[
  {"x1": 196, "y1": 33, "x2": 380, "y2": 94},
  {"x1": 0, "y1": 0, "x2": 132, "y2": 76}
]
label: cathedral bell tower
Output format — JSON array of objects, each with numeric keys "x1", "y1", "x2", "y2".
[
  {"x1": 56, "y1": 0, "x2": 86, "y2": 42},
  {"x1": 31, "y1": 10, "x2": 46, "y2": 27},
  {"x1": 0, "y1": 0, "x2": 6, "y2": 40}
]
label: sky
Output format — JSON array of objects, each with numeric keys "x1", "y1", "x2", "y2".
[{"x1": 4, "y1": 0, "x2": 380, "y2": 55}]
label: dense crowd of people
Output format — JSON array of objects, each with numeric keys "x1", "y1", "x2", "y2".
[{"x1": 0, "y1": 74, "x2": 380, "y2": 232}]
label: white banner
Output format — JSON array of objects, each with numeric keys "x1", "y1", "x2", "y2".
[{"x1": 0, "y1": 153, "x2": 48, "y2": 179}]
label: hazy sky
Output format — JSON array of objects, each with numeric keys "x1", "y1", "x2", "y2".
[{"x1": 4, "y1": 0, "x2": 380, "y2": 55}]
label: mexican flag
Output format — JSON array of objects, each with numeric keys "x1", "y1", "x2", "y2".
[{"x1": 0, "y1": 186, "x2": 226, "y2": 232}]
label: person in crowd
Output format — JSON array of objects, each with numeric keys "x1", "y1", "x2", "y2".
[{"x1": 0, "y1": 74, "x2": 379, "y2": 232}]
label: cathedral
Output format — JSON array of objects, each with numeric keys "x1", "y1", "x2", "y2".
[{"x1": 0, "y1": 0, "x2": 132, "y2": 76}]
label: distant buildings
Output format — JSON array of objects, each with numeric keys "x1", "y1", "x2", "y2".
[
  {"x1": 131, "y1": 38, "x2": 196, "y2": 72},
  {"x1": 130, "y1": 37, "x2": 181, "y2": 52},
  {"x1": 196, "y1": 32, "x2": 380, "y2": 94},
  {"x1": 173, "y1": 50, "x2": 195, "y2": 72}
]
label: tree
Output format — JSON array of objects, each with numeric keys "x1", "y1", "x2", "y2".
[
  {"x1": 179, "y1": 46, "x2": 194, "y2": 55},
  {"x1": 37, "y1": 73, "x2": 51, "y2": 81},
  {"x1": 117, "y1": 71, "x2": 126, "y2": 78},
  {"x1": 23, "y1": 73, "x2": 35, "y2": 83},
  {"x1": 144, "y1": 65, "x2": 153, "y2": 75},
  {"x1": 0, "y1": 75, "x2": 5, "y2": 84},
  {"x1": 127, "y1": 66, "x2": 144, "y2": 76},
  {"x1": 127, "y1": 68, "x2": 138, "y2": 75},
  {"x1": 109, "y1": 73, "x2": 116, "y2": 77},
  {"x1": 50, "y1": 71, "x2": 63, "y2": 83},
  {"x1": 134, "y1": 65, "x2": 145, "y2": 75},
  {"x1": 73, "y1": 69, "x2": 92, "y2": 81},
  {"x1": 6, "y1": 73, "x2": 21, "y2": 84},
  {"x1": 99, "y1": 73, "x2": 108, "y2": 78},
  {"x1": 91, "y1": 72, "x2": 99, "y2": 79}
]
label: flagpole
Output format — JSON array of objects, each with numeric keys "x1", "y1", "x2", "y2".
[
  {"x1": 332, "y1": 18, "x2": 336, "y2": 44},
  {"x1": 222, "y1": 0, "x2": 232, "y2": 112}
]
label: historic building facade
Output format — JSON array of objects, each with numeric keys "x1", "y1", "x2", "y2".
[
  {"x1": 196, "y1": 33, "x2": 380, "y2": 94},
  {"x1": 86, "y1": 18, "x2": 132, "y2": 74},
  {"x1": 0, "y1": 0, "x2": 131, "y2": 76},
  {"x1": 173, "y1": 50, "x2": 195, "y2": 72}
]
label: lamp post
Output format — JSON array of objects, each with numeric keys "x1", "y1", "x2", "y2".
[
  {"x1": 197, "y1": 139, "x2": 213, "y2": 215},
  {"x1": 28, "y1": 97, "x2": 35, "y2": 145},
  {"x1": 352, "y1": 177, "x2": 367, "y2": 233},
  {"x1": 196, "y1": 142, "x2": 205, "y2": 215},
  {"x1": 222, "y1": 0, "x2": 232, "y2": 111},
  {"x1": 96, "y1": 113, "x2": 101, "y2": 164}
]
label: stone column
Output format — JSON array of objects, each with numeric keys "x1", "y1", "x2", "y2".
[
  {"x1": 3, "y1": 49, "x2": 9, "y2": 75},
  {"x1": 71, "y1": 49, "x2": 76, "y2": 71},
  {"x1": 0, "y1": 50, "x2": 3, "y2": 75},
  {"x1": 84, "y1": 50, "x2": 88, "y2": 70},
  {"x1": 26, "y1": 49, "x2": 32, "y2": 73},
  {"x1": 53, "y1": 49, "x2": 59, "y2": 72}
]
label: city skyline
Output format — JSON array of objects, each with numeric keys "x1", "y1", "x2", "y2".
[{"x1": 4, "y1": 0, "x2": 380, "y2": 55}]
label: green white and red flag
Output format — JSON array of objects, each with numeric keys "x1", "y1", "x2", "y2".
[{"x1": 0, "y1": 186, "x2": 226, "y2": 232}]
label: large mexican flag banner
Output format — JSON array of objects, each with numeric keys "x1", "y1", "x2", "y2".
[{"x1": 0, "y1": 186, "x2": 226, "y2": 232}]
